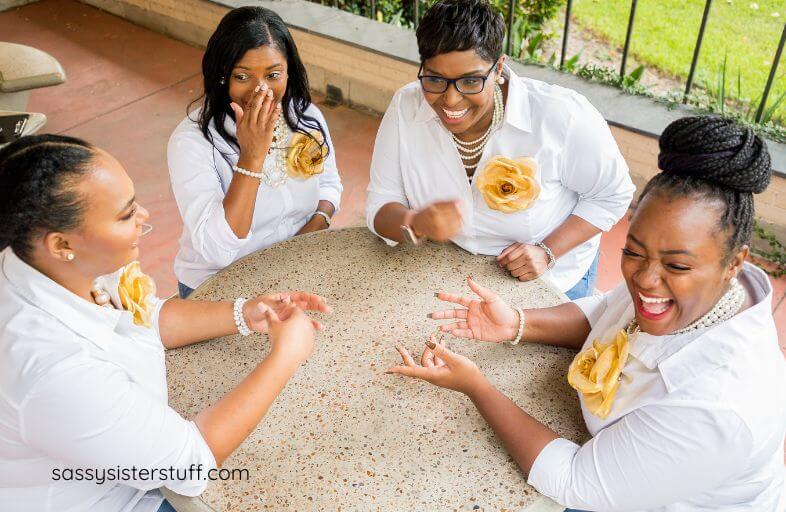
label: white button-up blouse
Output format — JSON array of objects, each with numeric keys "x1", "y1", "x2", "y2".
[
  {"x1": 366, "y1": 68, "x2": 635, "y2": 292},
  {"x1": 0, "y1": 249, "x2": 216, "y2": 512},
  {"x1": 528, "y1": 263, "x2": 786, "y2": 511},
  {"x1": 168, "y1": 104, "x2": 343, "y2": 289}
]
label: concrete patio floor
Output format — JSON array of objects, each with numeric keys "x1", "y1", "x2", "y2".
[{"x1": 2, "y1": 0, "x2": 784, "y2": 351}]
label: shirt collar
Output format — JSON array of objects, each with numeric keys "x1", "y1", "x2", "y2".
[
  {"x1": 1, "y1": 248, "x2": 122, "y2": 346},
  {"x1": 413, "y1": 65, "x2": 532, "y2": 133},
  {"x1": 628, "y1": 263, "x2": 773, "y2": 391}
]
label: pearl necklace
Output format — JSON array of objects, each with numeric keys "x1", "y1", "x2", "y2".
[
  {"x1": 90, "y1": 281, "x2": 113, "y2": 308},
  {"x1": 626, "y1": 277, "x2": 746, "y2": 337},
  {"x1": 452, "y1": 84, "x2": 505, "y2": 175},
  {"x1": 671, "y1": 277, "x2": 746, "y2": 334},
  {"x1": 258, "y1": 114, "x2": 291, "y2": 188}
]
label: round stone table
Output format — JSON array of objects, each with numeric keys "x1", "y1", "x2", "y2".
[{"x1": 165, "y1": 228, "x2": 588, "y2": 512}]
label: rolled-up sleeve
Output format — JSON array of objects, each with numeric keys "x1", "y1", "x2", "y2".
[
  {"x1": 21, "y1": 360, "x2": 216, "y2": 497},
  {"x1": 571, "y1": 281, "x2": 630, "y2": 326},
  {"x1": 167, "y1": 128, "x2": 251, "y2": 269},
  {"x1": 366, "y1": 93, "x2": 410, "y2": 245},
  {"x1": 561, "y1": 97, "x2": 635, "y2": 232},
  {"x1": 527, "y1": 405, "x2": 751, "y2": 511},
  {"x1": 309, "y1": 107, "x2": 343, "y2": 211}
]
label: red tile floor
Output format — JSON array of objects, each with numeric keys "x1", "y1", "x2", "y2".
[{"x1": 3, "y1": 0, "x2": 785, "y2": 352}]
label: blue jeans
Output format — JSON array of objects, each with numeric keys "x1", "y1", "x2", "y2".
[
  {"x1": 157, "y1": 499, "x2": 177, "y2": 512},
  {"x1": 178, "y1": 282, "x2": 194, "y2": 299},
  {"x1": 564, "y1": 251, "x2": 600, "y2": 301}
]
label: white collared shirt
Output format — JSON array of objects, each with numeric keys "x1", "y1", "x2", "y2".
[
  {"x1": 0, "y1": 249, "x2": 216, "y2": 512},
  {"x1": 168, "y1": 104, "x2": 343, "y2": 289},
  {"x1": 366, "y1": 68, "x2": 635, "y2": 292},
  {"x1": 528, "y1": 263, "x2": 786, "y2": 511}
]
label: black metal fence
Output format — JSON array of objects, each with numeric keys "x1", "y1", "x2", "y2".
[{"x1": 325, "y1": 0, "x2": 786, "y2": 123}]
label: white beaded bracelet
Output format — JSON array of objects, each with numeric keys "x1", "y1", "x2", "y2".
[
  {"x1": 509, "y1": 307, "x2": 526, "y2": 345},
  {"x1": 232, "y1": 164, "x2": 264, "y2": 180},
  {"x1": 233, "y1": 298, "x2": 253, "y2": 336}
]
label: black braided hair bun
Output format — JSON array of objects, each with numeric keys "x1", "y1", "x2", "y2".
[{"x1": 657, "y1": 116, "x2": 772, "y2": 194}]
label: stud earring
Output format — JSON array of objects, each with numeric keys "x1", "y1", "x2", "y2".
[
  {"x1": 219, "y1": 78, "x2": 226, "y2": 85},
  {"x1": 497, "y1": 75, "x2": 505, "y2": 85},
  {"x1": 66, "y1": 252, "x2": 75, "y2": 261}
]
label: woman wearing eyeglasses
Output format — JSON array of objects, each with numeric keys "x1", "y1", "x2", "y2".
[{"x1": 366, "y1": 0, "x2": 635, "y2": 299}]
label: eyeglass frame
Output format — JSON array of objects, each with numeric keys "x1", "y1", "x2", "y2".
[{"x1": 417, "y1": 59, "x2": 500, "y2": 95}]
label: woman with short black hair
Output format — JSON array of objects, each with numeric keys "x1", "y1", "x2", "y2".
[
  {"x1": 0, "y1": 135, "x2": 331, "y2": 511},
  {"x1": 169, "y1": 6, "x2": 343, "y2": 297},
  {"x1": 389, "y1": 116, "x2": 786, "y2": 511},
  {"x1": 367, "y1": 0, "x2": 634, "y2": 299}
]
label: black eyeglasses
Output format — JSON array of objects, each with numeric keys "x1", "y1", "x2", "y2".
[{"x1": 418, "y1": 61, "x2": 498, "y2": 95}]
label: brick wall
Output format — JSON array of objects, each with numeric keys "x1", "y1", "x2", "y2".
[{"x1": 611, "y1": 126, "x2": 786, "y2": 244}]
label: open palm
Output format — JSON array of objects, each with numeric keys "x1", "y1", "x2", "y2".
[{"x1": 429, "y1": 277, "x2": 518, "y2": 343}]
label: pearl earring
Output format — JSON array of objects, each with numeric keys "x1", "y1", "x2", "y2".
[
  {"x1": 497, "y1": 75, "x2": 505, "y2": 85},
  {"x1": 66, "y1": 252, "x2": 75, "y2": 261}
]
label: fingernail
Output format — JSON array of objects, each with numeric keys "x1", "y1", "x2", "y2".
[
  {"x1": 433, "y1": 292, "x2": 439, "y2": 298},
  {"x1": 254, "y1": 85, "x2": 260, "y2": 92},
  {"x1": 384, "y1": 371, "x2": 394, "y2": 375},
  {"x1": 267, "y1": 90, "x2": 273, "y2": 97},
  {"x1": 426, "y1": 313, "x2": 432, "y2": 319},
  {"x1": 425, "y1": 340, "x2": 436, "y2": 350}
]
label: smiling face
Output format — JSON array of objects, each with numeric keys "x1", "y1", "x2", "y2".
[
  {"x1": 421, "y1": 50, "x2": 502, "y2": 139},
  {"x1": 621, "y1": 191, "x2": 747, "y2": 335},
  {"x1": 228, "y1": 45, "x2": 288, "y2": 108},
  {"x1": 64, "y1": 149, "x2": 150, "y2": 276}
]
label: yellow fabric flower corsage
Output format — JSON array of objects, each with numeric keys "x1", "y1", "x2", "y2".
[
  {"x1": 287, "y1": 131, "x2": 328, "y2": 179},
  {"x1": 118, "y1": 260, "x2": 157, "y2": 328},
  {"x1": 567, "y1": 328, "x2": 630, "y2": 419},
  {"x1": 475, "y1": 156, "x2": 541, "y2": 213}
]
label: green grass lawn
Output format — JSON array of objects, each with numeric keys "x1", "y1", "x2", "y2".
[{"x1": 571, "y1": 0, "x2": 786, "y2": 124}]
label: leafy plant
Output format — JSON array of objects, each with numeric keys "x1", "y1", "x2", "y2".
[{"x1": 754, "y1": 222, "x2": 786, "y2": 278}]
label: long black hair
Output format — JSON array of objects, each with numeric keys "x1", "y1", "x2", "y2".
[
  {"x1": 0, "y1": 134, "x2": 95, "y2": 262},
  {"x1": 640, "y1": 116, "x2": 772, "y2": 261},
  {"x1": 192, "y1": 6, "x2": 327, "y2": 160}
]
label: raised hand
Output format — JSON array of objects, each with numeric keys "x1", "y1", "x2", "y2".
[
  {"x1": 230, "y1": 82, "x2": 282, "y2": 171},
  {"x1": 411, "y1": 200, "x2": 463, "y2": 243},
  {"x1": 430, "y1": 277, "x2": 519, "y2": 342},
  {"x1": 386, "y1": 336, "x2": 488, "y2": 396},
  {"x1": 245, "y1": 292, "x2": 332, "y2": 334},
  {"x1": 497, "y1": 242, "x2": 550, "y2": 281}
]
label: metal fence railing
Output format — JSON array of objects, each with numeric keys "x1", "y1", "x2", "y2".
[{"x1": 321, "y1": 0, "x2": 786, "y2": 123}]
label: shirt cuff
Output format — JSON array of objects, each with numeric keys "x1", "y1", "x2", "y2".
[
  {"x1": 151, "y1": 297, "x2": 167, "y2": 342},
  {"x1": 163, "y1": 421, "x2": 218, "y2": 497},
  {"x1": 366, "y1": 199, "x2": 405, "y2": 247},
  {"x1": 572, "y1": 293, "x2": 606, "y2": 327},
  {"x1": 571, "y1": 200, "x2": 625, "y2": 233},
  {"x1": 527, "y1": 437, "x2": 581, "y2": 503},
  {"x1": 318, "y1": 188, "x2": 342, "y2": 214}
]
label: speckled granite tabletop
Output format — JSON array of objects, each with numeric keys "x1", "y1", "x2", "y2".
[{"x1": 166, "y1": 228, "x2": 588, "y2": 511}]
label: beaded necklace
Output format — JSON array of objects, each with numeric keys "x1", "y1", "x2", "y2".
[{"x1": 451, "y1": 84, "x2": 505, "y2": 178}]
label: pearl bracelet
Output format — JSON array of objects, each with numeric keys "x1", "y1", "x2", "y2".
[
  {"x1": 233, "y1": 298, "x2": 253, "y2": 336},
  {"x1": 232, "y1": 164, "x2": 264, "y2": 180},
  {"x1": 509, "y1": 307, "x2": 526, "y2": 345}
]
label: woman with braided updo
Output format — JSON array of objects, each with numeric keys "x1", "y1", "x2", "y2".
[
  {"x1": 388, "y1": 116, "x2": 785, "y2": 511},
  {"x1": 0, "y1": 135, "x2": 332, "y2": 511}
]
